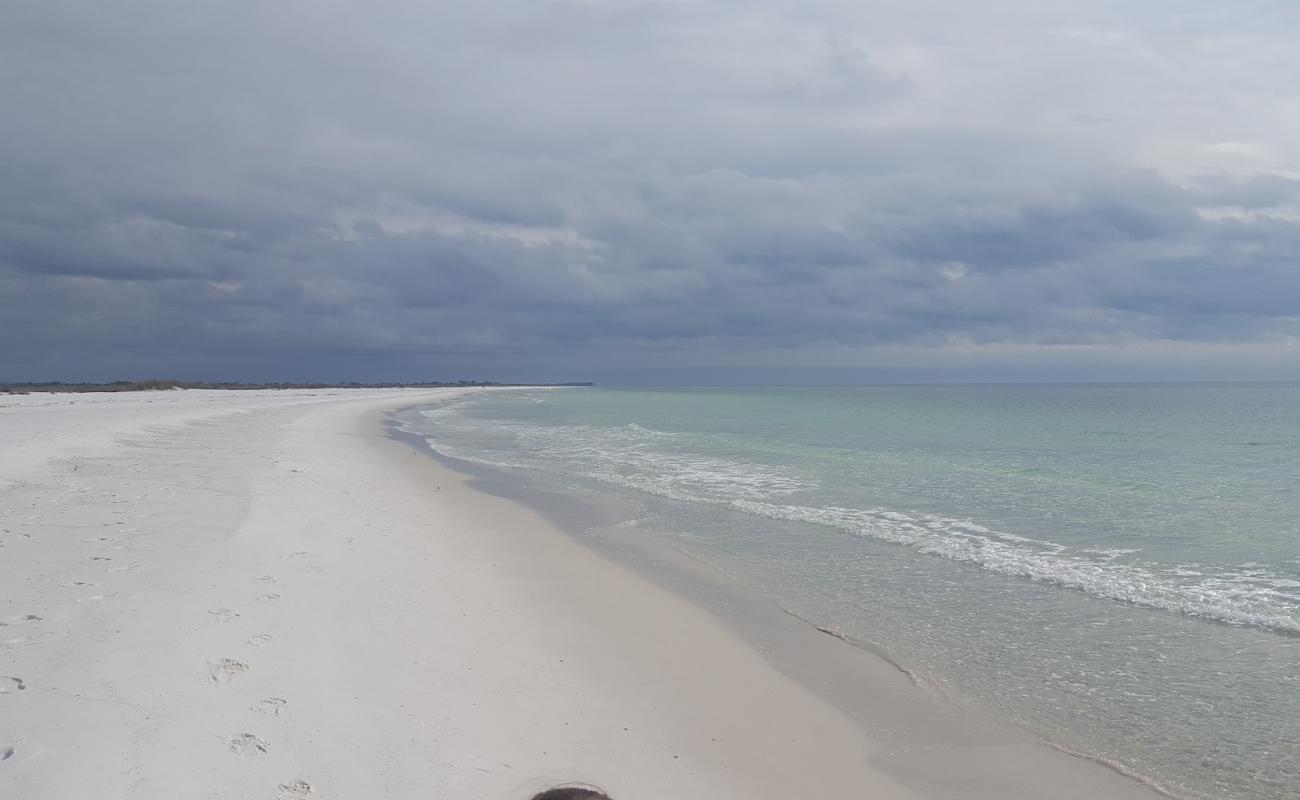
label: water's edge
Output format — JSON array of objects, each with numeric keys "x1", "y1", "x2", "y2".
[{"x1": 384, "y1": 409, "x2": 1177, "y2": 800}]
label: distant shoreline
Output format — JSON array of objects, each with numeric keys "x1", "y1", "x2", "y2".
[{"x1": 0, "y1": 379, "x2": 593, "y2": 394}]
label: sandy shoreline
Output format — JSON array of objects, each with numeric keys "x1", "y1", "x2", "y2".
[{"x1": 2, "y1": 389, "x2": 1165, "y2": 799}]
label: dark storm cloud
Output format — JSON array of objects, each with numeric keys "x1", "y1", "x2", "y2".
[{"x1": 1, "y1": 0, "x2": 1298, "y2": 382}]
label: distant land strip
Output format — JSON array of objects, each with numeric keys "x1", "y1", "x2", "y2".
[{"x1": 0, "y1": 380, "x2": 593, "y2": 394}]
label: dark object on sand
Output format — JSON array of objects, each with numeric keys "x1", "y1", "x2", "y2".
[{"x1": 530, "y1": 788, "x2": 612, "y2": 800}]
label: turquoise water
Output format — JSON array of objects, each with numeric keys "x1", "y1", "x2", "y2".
[{"x1": 404, "y1": 385, "x2": 1300, "y2": 799}]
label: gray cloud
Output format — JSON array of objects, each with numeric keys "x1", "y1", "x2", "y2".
[{"x1": 2, "y1": 0, "x2": 1298, "y2": 383}]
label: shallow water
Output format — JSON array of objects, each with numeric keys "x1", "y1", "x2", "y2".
[{"x1": 402, "y1": 385, "x2": 1300, "y2": 800}]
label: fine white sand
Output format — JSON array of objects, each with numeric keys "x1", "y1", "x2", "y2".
[{"x1": 1, "y1": 388, "x2": 1165, "y2": 799}]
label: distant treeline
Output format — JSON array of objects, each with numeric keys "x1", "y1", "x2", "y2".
[{"x1": 0, "y1": 379, "x2": 593, "y2": 395}]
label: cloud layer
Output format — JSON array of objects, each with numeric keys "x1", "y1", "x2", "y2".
[{"x1": 3, "y1": 1, "x2": 1299, "y2": 382}]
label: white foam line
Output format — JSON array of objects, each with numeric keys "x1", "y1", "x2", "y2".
[
  {"x1": 731, "y1": 500, "x2": 1300, "y2": 635},
  {"x1": 408, "y1": 403, "x2": 1300, "y2": 635}
]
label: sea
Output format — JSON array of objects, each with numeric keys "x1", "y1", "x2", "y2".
[{"x1": 398, "y1": 384, "x2": 1300, "y2": 800}]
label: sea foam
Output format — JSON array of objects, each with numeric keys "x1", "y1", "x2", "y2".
[{"x1": 412, "y1": 401, "x2": 1300, "y2": 634}]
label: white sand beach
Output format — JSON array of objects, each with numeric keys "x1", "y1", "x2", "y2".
[{"x1": 1, "y1": 388, "x2": 1165, "y2": 799}]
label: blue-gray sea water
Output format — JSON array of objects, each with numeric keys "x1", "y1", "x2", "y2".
[{"x1": 403, "y1": 385, "x2": 1300, "y2": 800}]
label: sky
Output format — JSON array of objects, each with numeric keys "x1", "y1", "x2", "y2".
[{"x1": 2, "y1": 0, "x2": 1299, "y2": 384}]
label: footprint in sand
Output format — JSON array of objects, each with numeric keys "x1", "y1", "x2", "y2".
[
  {"x1": 61, "y1": 581, "x2": 94, "y2": 588},
  {"x1": 1, "y1": 616, "x2": 53, "y2": 650},
  {"x1": 254, "y1": 593, "x2": 281, "y2": 603},
  {"x1": 1, "y1": 746, "x2": 13, "y2": 761},
  {"x1": 0, "y1": 614, "x2": 41, "y2": 625},
  {"x1": 0, "y1": 676, "x2": 26, "y2": 693},
  {"x1": 252, "y1": 697, "x2": 287, "y2": 715},
  {"x1": 226, "y1": 733, "x2": 270, "y2": 756},
  {"x1": 281, "y1": 552, "x2": 323, "y2": 575},
  {"x1": 254, "y1": 575, "x2": 277, "y2": 583},
  {"x1": 209, "y1": 608, "x2": 241, "y2": 623},
  {"x1": 279, "y1": 779, "x2": 313, "y2": 797},
  {"x1": 246, "y1": 634, "x2": 274, "y2": 648},
  {"x1": 1, "y1": 633, "x2": 52, "y2": 650},
  {"x1": 208, "y1": 658, "x2": 249, "y2": 684}
]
